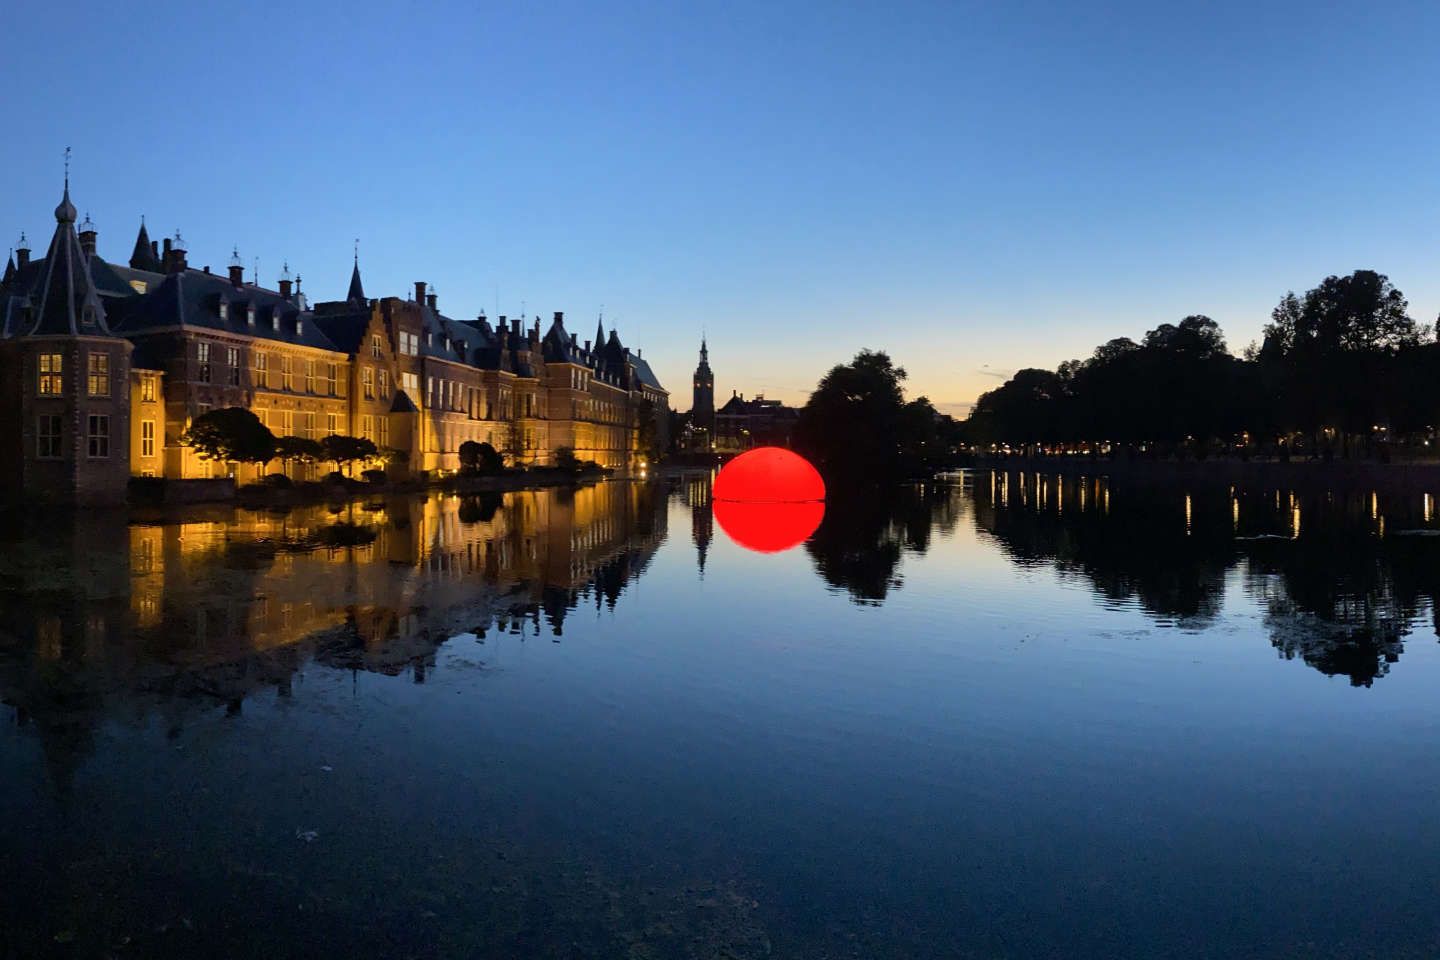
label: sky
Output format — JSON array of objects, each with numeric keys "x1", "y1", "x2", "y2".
[{"x1": 3, "y1": 0, "x2": 1440, "y2": 416}]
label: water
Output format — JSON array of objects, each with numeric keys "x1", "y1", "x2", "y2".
[{"x1": 5, "y1": 471, "x2": 1440, "y2": 958}]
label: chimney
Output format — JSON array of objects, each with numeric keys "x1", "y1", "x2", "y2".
[
  {"x1": 570, "y1": 332, "x2": 577, "y2": 346},
  {"x1": 584, "y1": 339, "x2": 591, "y2": 352},
  {"x1": 279, "y1": 277, "x2": 292, "y2": 300},
  {"x1": 15, "y1": 233, "x2": 30, "y2": 269},
  {"x1": 203, "y1": 266, "x2": 210, "y2": 274},
  {"x1": 163, "y1": 235, "x2": 188, "y2": 273},
  {"x1": 151, "y1": 240, "x2": 159, "y2": 260},
  {"x1": 78, "y1": 215, "x2": 97, "y2": 257},
  {"x1": 426, "y1": 291, "x2": 437, "y2": 311},
  {"x1": 228, "y1": 264, "x2": 244, "y2": 286},
  {"x1": 414, "y1": 281, "x2": 426, "y2": 304}
]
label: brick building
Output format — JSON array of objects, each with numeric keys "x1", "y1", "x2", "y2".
[{"x1": 0, "y1": 179, "x2": 668, "y2": 502}]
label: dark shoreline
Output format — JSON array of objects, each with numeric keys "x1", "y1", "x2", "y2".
[{"x1": 972, "y1": 457, "x2": 1440, "y2": 493}]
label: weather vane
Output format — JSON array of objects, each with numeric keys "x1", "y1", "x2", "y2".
[{"x1": 64, "y1": 146, "x2": 70, "y2": 187}]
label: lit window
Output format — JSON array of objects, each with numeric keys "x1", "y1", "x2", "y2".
[
  {"x1": 228, "y1": 348, "x2": 241, "y2": 385},
  {"x1": 378, "y1": 417, "x2": 389, "y2": 446},
  {"x1": 305, "y1": 360, "x2": 315, "y2": 394},
  {"x1": 304, "y1": 412, "x2": 316, "y2": 439},
  {"x1": 371, "y1": 335, "x2": 382, "y2": 358},
  {"x1": 402, "y1": 372, "x2": 418, "y2": 395},
  {"x1": 280, "y1": 410, "x2": 293, "y2": 435},
  {"x1": 255, "y1": 351, "x2": 268, "y2": 388},
  {"x1": 87, "y1": 414, "x2": 110, "y2": 458},
  {"x1": 326, "y1": 363, "x2": 338, "y2": 396},
  {"x1": 281, "y1": 356, "x2": 293, "y2": 390},
  {"x1": 140, "y1": 376, "x2": 156, "y2": 402},
  {"x1": 87, "y1": 352, "x2": 111, "y2": 396},
  {"x1": 326, "y1": 413, "x2": 339, "y2": 435},
  {"x1": 361, "y1": 414, "x2": 374, "y2": 439},
  {"x1": 379, "y1": 369, "x2": 389, "y2": 398},
  {"x1": 141, "y1": 420, "x2": 155, "y2": 458},
  {"x1": 196, "y1": 342, "x2": 211, "y2": 383},
  {"x1": 38, "y1": 352, "x2": 63, "y2": 396},
  {"x1": 362, "y1": 367, "x2": 375, "y2": 399},
  {"x1": 36, "y1": 415, "x2": 62, "y2": 458}
]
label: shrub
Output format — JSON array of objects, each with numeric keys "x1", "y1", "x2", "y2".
[
  {"x1": 361, "y1": 468, "x2": 387, "y2": 484},
  {"x1": 261, "y1": 473, "x2": 293, "y2": 489}
]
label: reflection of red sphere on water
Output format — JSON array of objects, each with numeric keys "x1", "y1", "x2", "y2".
[
  {"x1": 712, "y1": 448, "x2": 825, "y2": 553},
  {"x1": 713, "y1": 499, "x2": 825, "y2": 554},
  {"x1": 713, "y1": 447, "x2": 825, "y2": 503}
]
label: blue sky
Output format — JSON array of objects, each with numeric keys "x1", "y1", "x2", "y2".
[{"x1": 4, "y1": 0, "x2": 1439, "y2": 414}]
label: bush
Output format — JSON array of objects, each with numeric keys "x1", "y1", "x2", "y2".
[
  {"x1": 555, "y1": 446, "x2": 581, "y2": 473},
  {"x1": 361, "y1": 468, "x2": 387, "y2": 484},
  {"x1": 262, "y1": 473, "x2": 293, "y2": 489},
  {"x1": 323, "y1": 471, "x2": 348, "y2": 485}
]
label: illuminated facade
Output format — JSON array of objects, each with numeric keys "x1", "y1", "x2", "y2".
[{"x1": 0, "y1": 181, "x2": 668, "y2": 502}]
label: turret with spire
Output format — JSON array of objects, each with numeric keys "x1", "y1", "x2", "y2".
[
  {"x1": 129, "y1": 216, "x2": 161, "y2": 272},
  {"x1": 347, "y1": 239, "x2": 366, "y2": 305},
  {"x1": 27, "y1": 174, "x2": 111, "y2": 337}
]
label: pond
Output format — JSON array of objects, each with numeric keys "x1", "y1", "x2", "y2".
[{"x1": 5, "y1": 471, "x2": 1440, "y2": 958}]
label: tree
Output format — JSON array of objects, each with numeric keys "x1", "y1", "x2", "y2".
[
  {"x1": 793, "y1": 350, "x2": 913, "y2": 483},
  {"x1": 635, "y1": 397, "x2": 661, "y2": 464},
  {"x1": 274, "y1": 436, "x2": 323, "y2": 473},
  {"x1": 458, "y1": 440, "x2": 483, "y2": 473},
  {"x1": 320, "y1": 434, "x2": 377, "y2": 476},
  {"x1": 180, "y1": 407, "x2": 275, "y2": 467},
  {"x1": 554, "y1": 445, "x2": 581, "y2": 473}
]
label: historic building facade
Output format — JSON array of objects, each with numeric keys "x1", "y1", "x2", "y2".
[{"x1": 0, "y1": 179, "x2": 668, "y2": 502}]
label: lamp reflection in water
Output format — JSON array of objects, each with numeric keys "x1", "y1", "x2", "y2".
[{"x1": 711, "y1": 446, "x2": 825, "y2": 554}]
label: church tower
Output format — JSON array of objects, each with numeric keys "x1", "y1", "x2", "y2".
[{"x1": 691, "y1": 337, "x2": 714, "y2": 434}]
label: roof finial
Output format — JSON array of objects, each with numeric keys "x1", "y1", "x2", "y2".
[
  {"x1": 230, "y1": 245, "x2": 242, "y2": 267},
  {"x1": 64, "y1": 146, "x2": 70, "y2": 191},
  {"x1": 353, "y1": 237, "x2": 359, "y2": 265}
]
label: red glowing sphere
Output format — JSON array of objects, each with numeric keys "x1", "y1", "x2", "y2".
[
  {"x1": 713, "y1": 499, "x2": 826, "y2": 554},
  {"x1": 712, "y1": 447, "x2": 826, "y2": 503}
]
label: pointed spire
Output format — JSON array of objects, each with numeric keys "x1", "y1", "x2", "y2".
[
  {"x1": 129, "y1": 217, "x2": 160, "y2": 270},
  {"x1": 347, "y1": 239, "x2": 366, "y2": 305},
  {"x1": 28, "y1": 177, "x2": 110, "y2": 337},
  {"x1": 3, "y1": 250, "x2": 14, "y2": 286},
  {"x1": 595, "y1": 315, "x2": 605, "y2": 352}
]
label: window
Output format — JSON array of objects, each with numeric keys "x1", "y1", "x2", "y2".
[
  {"x1": 218, "y1": 301, "x2": 228, "y2": 322},
  {"x1": 141, "y1": 420, "x2": 155, "y2": 458},
  {"x1": 196, "y1": 342, "x2": 211, "y2": 383},
  {"x1": 361, "y1": 414, "x2": 374, "y2": 440},
  {"x1": 281, "y1": 356, "x2": 293, "y2": 390},
  {"x1": 326, "y1": 413, "x2": 339, "y2": 435},
  {"x1": 227, "y1": 347, "x2": 240, "y2": 385},
  {"x1": 362, "y1": 367, "x2": 375, "y2": 399},
  {"x1": 402, "y1": 371, "x2": 418, "y2": 396},
  {"x1": 326, "y1": 363, "x2": 338, "y2": 396},
  {"x1": 38, "y1": 353, "x2": 64, "y2": 396},
  {"x1": 303, "y1": 412, "x2": 316, "y2": 439},
  {"x1": 279, "y1": 410, "x2": 293, "y2": 435},
  {"x1": 87, "y1": 415, "x2": 110, "y2": 458},
  {"x1": 255, "y1": 351, "x2": 268, "y2": 387},
  {"x1": 379, "y1": 369, "x2": 389, "y2": 399},
  {"x1": 427, "y1": 377, "x2": 436, "y2": 407},
  {"x1": 87, "y1": 352, "x2": 111, "y2": 396},
  {"x1": 304, "y1": 360, "x2": 315, "y2": 394},
  {"x1": 399, "y1": 331, "x2": 418, "y2": 356},
  {"x1": 140, "y1": 376, "x2": 156, "y2": 402},
  {"x1": 371, "y1": 335, "x2": 382, "y2": 358},
  {"x1": 378, "y1": 417, "x2": 389, "y2": 446},
  {"x1": 37, "y1": 415, "x2": 62, "y2": 458}
]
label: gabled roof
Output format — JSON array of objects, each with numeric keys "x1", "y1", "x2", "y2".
[{"x1": 26, "y1": 184, "x2": 113, "y2": 338}]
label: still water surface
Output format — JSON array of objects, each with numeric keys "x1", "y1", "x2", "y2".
[{"x1": 5, "y1": 472, "x2": 1440, "y2": 958}]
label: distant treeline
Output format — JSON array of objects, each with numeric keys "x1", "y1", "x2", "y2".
[{"x1": 964, "y1": 270, "x2": 1440, "y2": 457}]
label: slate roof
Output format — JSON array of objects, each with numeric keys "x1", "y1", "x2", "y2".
[
  {"x1": 105, "y1": 268, "x2": 341, "y2": 352},
  {"x1": 128, "y1": 220, "x2": 163, "y2": 272},
  {"x1": 26, "y1": 185, "x2": 113, "y2": 338}
]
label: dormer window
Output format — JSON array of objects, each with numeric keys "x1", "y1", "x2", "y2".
[
  {"x1": 218, "y1": 300, "x2": 228, "y2": 322},
  {"x1": 246, "y1": 305, "x2": 256, "y2": 327},
  {"x1": 296, "y1": 318, "x2": 304, "y2": 338}
]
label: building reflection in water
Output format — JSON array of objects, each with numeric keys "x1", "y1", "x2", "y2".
[
  {"x1": 0, "y1": 483, "x2": 665, "y2": 790},
  {"x1": 972, "y1": 470, "x2": 1440, "y2": 687}
]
